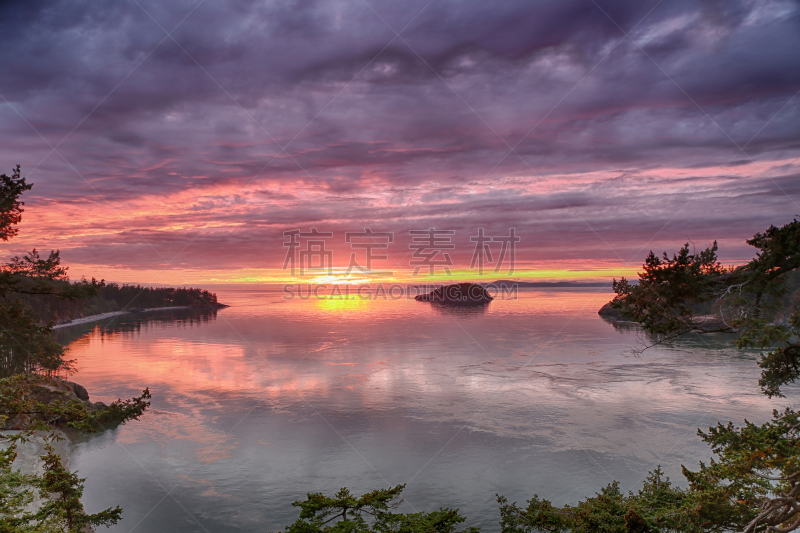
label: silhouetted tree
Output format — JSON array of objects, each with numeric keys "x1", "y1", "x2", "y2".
[
  {"x1": 0, "y1": 166, "x2": 101, "y2": 377},
  {"x1": 612, "y1": 219, "x2": 800, "y2": 397},
  {"x1": 285, "y1": 484, "x2": 478, "y2": 533},
  {"x1": 0, "y1": 165, "x2": 31, "y2": 242}
]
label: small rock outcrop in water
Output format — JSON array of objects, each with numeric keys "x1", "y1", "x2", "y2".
[
  {"x1": 598, "y1": 301, "x2": 623, "y2": 319},
  {"x1": 415, "y1": 283, "x2": 493, "y2": 305},
  {"x1": 64, "y1": 380, "x2": 90, "y2": 401}
]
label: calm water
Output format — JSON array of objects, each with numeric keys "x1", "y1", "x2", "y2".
[{"x1": 54, "y1": 287, "x2": 796, "y2": 532}]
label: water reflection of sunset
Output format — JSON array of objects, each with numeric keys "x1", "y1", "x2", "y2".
[
  {"x1": 64, "y1": 288, "x2": 793, "y2": 532},
  {"x1": 68, "y1": 288, "x2": 771, "y2": 423},
  {"x1": 313, "y1": 296, "x2": 371, "y2": 313}
]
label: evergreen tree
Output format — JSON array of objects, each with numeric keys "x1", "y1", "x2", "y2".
[
  {"x1": 0, "y1": 166, "x2": 150, "y2": 530},
  {"x1": 611, "y1": 219, "x2": 800, "y2": 397},
  {"x1": 284, "y1": 484, "x2": 478, "y2": 533},
  {"x1": 32, "y1": 443, "x2": 123, "y2": 532},
  {"x1": 0, "y1": 167, "x2": 103, "y2": 378},
  {"x1": 0, "y1": 165, "x2": 32, "y2": 242}
]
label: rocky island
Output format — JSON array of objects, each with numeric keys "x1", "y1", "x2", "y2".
[{"x1": 415, "y1": 283, "x2": 493, "y2": 305}]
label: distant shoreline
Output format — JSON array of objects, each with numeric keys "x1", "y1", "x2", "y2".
[
  {"x1": 52, "y1": 305, "x2": 227, "y2": 329},
  {"x1": 488, "y1": 280, "x2": 612, "y2": 288}
]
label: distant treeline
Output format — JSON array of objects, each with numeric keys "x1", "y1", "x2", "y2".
[{"x1": 15, "y1": 283, "x2": 223, "y2": 324}]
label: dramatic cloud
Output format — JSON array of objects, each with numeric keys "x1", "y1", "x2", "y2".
[{"x1": 0, "y1": 0, "x2": 798, "y2": 282}]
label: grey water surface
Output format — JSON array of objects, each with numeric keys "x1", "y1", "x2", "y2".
[{"x1": 56, "y1": 287, "x2": 796, "y2": 532}]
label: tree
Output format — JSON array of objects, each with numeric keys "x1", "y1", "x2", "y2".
[
  {"x1": 498, "y1": 410, "x2": 800, "y2": 533},
  {"x1": 0, "y1": 299, "x2": 66, "y2": 378},
  {"x1": 0, "y1": 166, "x2": 150, "y2": 530},
  {"x1": 0, "y1": 443, "x2": 36, "y2": 532},
  {"x1": 284, "y1": 484, "x2": 479, "y2": 533},
  {"x1": 32, "y1": 443, "x2": 123, "y2": 532},
  {"x1": 0, "y1": 165, "x2": 32, "y2": 242},
  {"x1": 498, "y1": 467, "x2": 703, "y2": 533},
  {"x1": 0, "y1": 162, "x2": 91, "y2": 379},
  {"x1": 610, "y1": 242, "x2": 727, "y2": 338},
  {"x1": 0, "y1": 167, "x2": 103, "y2": 379},
  {"x1": 684, "y1": 408, "x2": 800, "y2": 533},
  {"x1": 611, "y1": 219, "x2": 800, "y2": 397}
]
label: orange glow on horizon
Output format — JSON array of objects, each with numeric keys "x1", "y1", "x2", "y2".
[{"x1": 47, "y1": 263, "x2": 640, "y2": 287}]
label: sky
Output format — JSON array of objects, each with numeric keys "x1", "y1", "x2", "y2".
[{"x1": 0, "y1": 0, "x2": 799, "y2": 285}]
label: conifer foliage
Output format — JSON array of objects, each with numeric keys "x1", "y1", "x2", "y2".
[
  {"x1": 0, "y1": 166, "x2": 151, "y2": 531},
  {"x1": 284, "y1": 484, "x2": 478, "y2": 533}
]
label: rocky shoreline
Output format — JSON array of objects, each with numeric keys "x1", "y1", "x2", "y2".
[
  {"x1": 598, "y1": 301, "x2": 729, "y2": 331},
  {"x1": 598, "y1": 301, "x2": 623, "y2": 319},
  {"x1": 2, "y1": 378, "x2": 111, "y2": 430}
]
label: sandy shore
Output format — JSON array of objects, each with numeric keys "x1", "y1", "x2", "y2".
[{"x1": 52, "y1": 306, "x2": 193, "y2": 329}]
